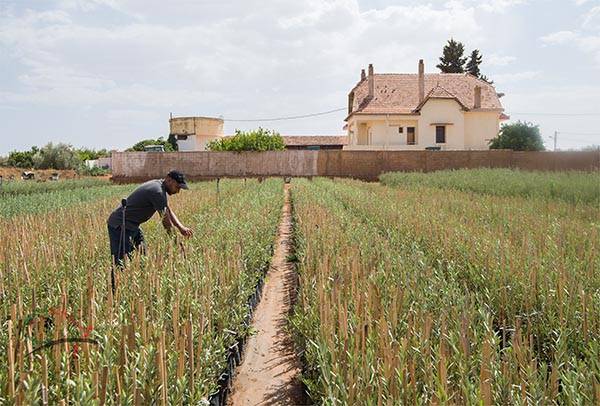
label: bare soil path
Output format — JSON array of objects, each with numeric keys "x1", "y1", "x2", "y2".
[{"x1": 228, "y1": 183, "x2": 308, "y2": 406}]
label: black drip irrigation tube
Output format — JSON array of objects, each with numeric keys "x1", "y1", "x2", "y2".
[{"x1": 207, "y1": 263, "x2": 269, "y2": 406}]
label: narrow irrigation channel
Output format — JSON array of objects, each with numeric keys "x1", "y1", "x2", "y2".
[{"x1": 227, "y1": 182, "x2": 308, "y2": 406}]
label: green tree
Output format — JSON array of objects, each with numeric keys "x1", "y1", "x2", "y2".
[
  {"x1": 167, "y1": 134, "x2": 179, "y2": 151},
  {"x1": 489, "y1": 121, "x2": 546, "y2": 151},
  {"x1": 437, "y1": 38, "x2": 467, "y2": 73},
  {"x1": 33, "y1": 143, "x2": 82, "y2": 169},
  {"x1": 206, "y1": 128, "x2": 286, "y2": 152},
  {"x1": 125, "y1": 137, "x2": 174, "y2": 152},
  {"x1": 479, "y1": 74, "x2": 493, "y2": 84},
  {"x1": 466, "y1": 49, "x2": 482, "y2": 77},
  {"x1": 438, "y1": 41, "x2": 493, "y2": 83},
  {"x1": 76, "y1": 148, "x2": 110, "y2": 161},
  {"x1": 7, "y1": 146, "x2": 39, "y2": 168}
]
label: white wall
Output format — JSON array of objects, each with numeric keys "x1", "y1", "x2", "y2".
[
  {"x1": 464, "y1": 111, "x2": 499, "y2": 149},
  {"x1": 85, "y1": 157, "x2": 112, "y2": 169},
  {"x1": 417, "y1": 99, "x2": 465, "y2": 149},
  {"x1": 178, "y1": 136, "x2": 196, "y2": 151}
]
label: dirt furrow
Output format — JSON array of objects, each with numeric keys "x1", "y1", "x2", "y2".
[{"x1": 227, "y1": 183, "x2": 308, "y2": 406}]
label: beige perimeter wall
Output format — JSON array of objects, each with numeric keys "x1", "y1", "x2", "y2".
[{"x1": 111, "y1": 150, "x2": 599, "y2": 183}]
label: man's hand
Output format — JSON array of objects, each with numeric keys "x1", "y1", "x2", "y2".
[
  {"x1": 163, "y1": 205, "x2": 193, "y2": 237},
  {"x1": 179, "y1": 226, "x2": 194, "y2": 237}
]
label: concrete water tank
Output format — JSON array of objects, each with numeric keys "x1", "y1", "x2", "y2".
[{"x1": 169, "y1": 116, "x2": 224, "y2": 151}]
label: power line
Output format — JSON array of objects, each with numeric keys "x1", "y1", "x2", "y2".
[
  {"x1": 556, "y1": 131, "x2": 600, "y2": 136},
  {"x1": 510, "y1": 112, "x2": 600, "y2": 117},
  {"x1": 223, "y1": 107, "x2": 346, "y2": 122},
  {"x1": 556, "y1": 138, "x2": 600, "y2": 144},
  {"x1": 223, "y1": 109, "x2": 599, "y2": 122}
]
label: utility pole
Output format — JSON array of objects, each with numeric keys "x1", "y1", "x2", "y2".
[{"x1": 549, "y1": 131, "x2": 558, "y2": 151}]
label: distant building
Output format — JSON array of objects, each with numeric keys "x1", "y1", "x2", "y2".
[
  {"x1": 85, "y1": 156, "x2": 112, "y2": 170},
  {"x1": 169, "y1": 116, "x2": 224, "y2": 151},
  {"x1": 169, "y1": 114, "x2": 347, "y2": 151},
  {"x1": 281, "y1": 136, "x2": 347, "y2": 150},
  {"x1": 143, "y1": 145, "x2": 165, "y2": 152},
  {"x1": 345, "y1": 61, "x2": 509, "y2": 150}
]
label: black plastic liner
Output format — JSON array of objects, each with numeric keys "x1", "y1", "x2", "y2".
[{"x1": 207, "y1": 264, "x2": 268, "y2": 406}]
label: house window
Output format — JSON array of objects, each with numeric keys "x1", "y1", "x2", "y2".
[
  {"x1": 176, "y1": 135, "x2": 188, "y2": 140},
  {"x1": 407, "y1": 127, "x2": 416, "y2": 145},
  {"x1": 398, "y1": 127, "x2": 404, "y2": 133},
  {"x1": 436, "y1": 126, "x2": 446, "y2": 143}
]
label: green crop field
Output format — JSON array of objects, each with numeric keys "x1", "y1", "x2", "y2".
[
  {"x1": 291, "y1": 172, "x2": 599, "y2": 405},
  {"x1": 1, "y1": 170, "x2": 598, "y2": 405},
  {"x1": 0, "y1": 178, "x2": 282, "y2": 404}
]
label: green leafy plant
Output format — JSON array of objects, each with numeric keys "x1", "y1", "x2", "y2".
[
  {"x1": 489, "y1": 121, "x2": 545, "y2": 151},
  {"x1": 32, "y1": 142, "x2": 82, "y2": 170},
  {"x1": 125, "y1": 137, "x2": 174, "y2": 152},
  {"x1": 206, "y1": 128, "x2": 285, "y2": 152},
  {"x1": 6, "y1": 146, "x2": 39, "y2": 168}
]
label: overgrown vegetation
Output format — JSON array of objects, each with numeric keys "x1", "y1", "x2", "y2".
[
  {"x1": 291, "y1": 175, "x2": 599, "y2": 404},
  {"x1": 0, "y1": 180, "x2": 129, "y2": 218},
  {"x1": 206, "y1": 128, "x2": 285, "y2": 152},
  {"x1": 6, "y1": 147, "x2": 39, "y2": 168},
  {"x1": 2, "y1": 144, "x2": 111, "y2": 173},
  {"x1": 0, "y1": 178, "x2": 282, "y2": 403},
  {"x1": 489, "y1": 121, "x2": 545, "y2": 151},
  {"x1": 125, "y1": 137, "x2": 174, "y2": 152},
  {"x1": 380, "y1": 168, "x2": 599, "y2": 204}
]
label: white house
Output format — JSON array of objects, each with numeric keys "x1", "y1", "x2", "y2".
[{"x1": 345, "y1": 61, "x2": 508, "y2": 150}]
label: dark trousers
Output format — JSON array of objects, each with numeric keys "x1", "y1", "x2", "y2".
[{"x1": 108, "y1": 225, "x2": 146, "y2": 291}]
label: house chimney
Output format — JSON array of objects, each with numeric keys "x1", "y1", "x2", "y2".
[
  {"x1": 369, "y1": 63, "x2": 375, "y2": 98},
  {"x1": 361, "y1": 69, "x2": 366, "y2": 81},
  {"x1": 474, "y1": 85, "x2": 481, "y2": 109},
  {"x1": 418, "y1": 59, "x2": 424, "y2": 103},
  {"x1": 368, "y1": 63, "x2": 374, "y2": 98}
]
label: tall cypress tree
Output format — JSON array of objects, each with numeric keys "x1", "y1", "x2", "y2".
[
  {"x1": 466, "y1": 49, "x2": 482, "y2": 77},
  {"x1": 436, "y1": 39, "x2": 467, "y2": 73}
]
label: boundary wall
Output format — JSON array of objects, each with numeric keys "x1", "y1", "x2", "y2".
[{"x1": 111, "y1": 150, "x2": 599, "y2": 183}]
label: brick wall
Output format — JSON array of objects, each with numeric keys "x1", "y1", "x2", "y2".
[{"x1": 111, "y1": 150, "x2": 599, "y2": 183}]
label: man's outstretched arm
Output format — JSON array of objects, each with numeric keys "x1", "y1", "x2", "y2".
[{"x1": 162, "y1": 206, "x2": 194, "y2": 237}]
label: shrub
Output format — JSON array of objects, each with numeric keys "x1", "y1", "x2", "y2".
[
  {"x1": 206, "y1": 128, "x2": 285, "y2": 152},
  {"x1": 33, "y1": 143, "x2": 82, "y2": 170}
]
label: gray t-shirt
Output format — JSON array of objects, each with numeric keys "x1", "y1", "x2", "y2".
[{"x1": 107, "y1": 179, "x2": 168, "y2": 230}]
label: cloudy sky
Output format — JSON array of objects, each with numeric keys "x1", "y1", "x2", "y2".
[{"x1": 1, "y1": 0, "x2": 599, "y2": 155}]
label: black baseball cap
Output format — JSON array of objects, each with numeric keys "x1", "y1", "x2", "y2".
[{"x1": 167, "y1": 170, "x2": 188, "y2": 189}]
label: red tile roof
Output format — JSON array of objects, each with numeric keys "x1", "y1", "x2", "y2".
[
  {"x1": 348, "y1": 73, "x2": 503, "y2": 118},
  {"x1": 281, "y1": 135, "x2": 348, "y2": 146},
  {"x1": 221, "y1": 135, "x2": 348, "y2": 146}
]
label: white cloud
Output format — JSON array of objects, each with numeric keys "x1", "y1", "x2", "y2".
[
  {"x1": 578, "y1": 34, "x2": 600, "y2": 59},
  {"x1": 58, "y1": 0, "x2": 119, "y2": 11},
  {"x1": 278, "y1": 0, "x2": 359, "y2": 29},
  {"x1": 487, "y1": 53, "x2": 517, "y2": 66},
  {"x1": 582, "y1": 6, "x2": 600, "y2": 28},
  {"x1": 540, "y1": 30, "x2": 580, "y2": 45},
  {"x1": 493, "y1": 71, "x2": 541, "y2": 83},
  {"x1": 540, "y1": 30, "x2": 600, "y2": 64},
  {"x1": 475, "y1": 0, "x2": 529, "y2": 13}
]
